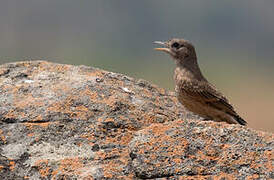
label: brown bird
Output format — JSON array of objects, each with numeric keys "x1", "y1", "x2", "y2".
[{"x1": 154, "y1": 38, "x2": 247, "y2": 125}]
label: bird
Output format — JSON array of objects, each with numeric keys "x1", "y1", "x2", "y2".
[{"x1": 154, "y1": 38, "x2": 247, "y2": 125}]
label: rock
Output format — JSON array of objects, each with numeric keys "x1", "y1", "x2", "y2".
[
  {"x1": 0, "y1": 61, "x2": 273, "y2": 179},
  {"x1": 130, "y1": 121, "x2": 273, "y2": 179}
]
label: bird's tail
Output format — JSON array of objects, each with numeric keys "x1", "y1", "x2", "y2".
[{"x1": 233, "y1": 115, "x2": 247, "y2": 126}]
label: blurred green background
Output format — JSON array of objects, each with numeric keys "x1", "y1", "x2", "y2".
[{"x1": 1, "y1": 1, "x2": 273, "y2": 132}]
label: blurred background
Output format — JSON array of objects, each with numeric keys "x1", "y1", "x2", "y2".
[{"x1": 0, "y1": 1, "x2": 273, "y2": 132}]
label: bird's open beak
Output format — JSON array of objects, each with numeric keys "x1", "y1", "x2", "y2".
[{"x1": 154, "y1": 41, "x2": 171, "y2": 54}]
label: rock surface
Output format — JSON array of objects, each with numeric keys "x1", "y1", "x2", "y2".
[{"x1": 0, "y1": 61, "x2": 273, "y2": 179}]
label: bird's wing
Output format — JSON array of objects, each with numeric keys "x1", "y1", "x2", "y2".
[
  {"x1": 181, "y1": 80, "x2": 238, "y2": 117},
  {"x1": 180, "y1": 80, "x2": 247, "y2": 125}
]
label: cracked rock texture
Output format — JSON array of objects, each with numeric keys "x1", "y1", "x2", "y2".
[{"x1": 0, "y1": 61, "x2": 273, "y2": 180}]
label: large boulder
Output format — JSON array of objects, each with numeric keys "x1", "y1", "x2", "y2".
[{"x1": 0, "y1": 61, "x2": 273, "y2": 179}]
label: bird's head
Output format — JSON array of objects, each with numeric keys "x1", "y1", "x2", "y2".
[{"x1": 154, "y1": 38, "x2": 197, "y2": 65}]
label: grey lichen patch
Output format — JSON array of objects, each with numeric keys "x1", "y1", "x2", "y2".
[
  {"x1": 1, "y1": 143, "x2": 27, "y2": 159},
  {"x1": 25, "y1": 143, "x2": 95, "y2": 166}
]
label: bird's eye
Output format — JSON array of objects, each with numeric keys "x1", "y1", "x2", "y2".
[{"x1": 171, "y1": 42, "x2": 180, "y2": 49}]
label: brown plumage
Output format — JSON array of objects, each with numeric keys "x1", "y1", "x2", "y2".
[{"x1": 154, "y1": 38, "x2": 247, "y2": 125}]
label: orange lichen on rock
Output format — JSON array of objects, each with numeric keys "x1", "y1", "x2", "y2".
[
  {"x1": 80, "y1": 88, "x2": 98, "y2": 100},
  {"x1": 9, "y1": 161, "x2": 15, "y2": 171},
  {"x1": 263, "y1": 150, "x2": 274, "y2": 171},
  {"x1": 23, "y1": 122, "x2": 55, "y2": 129},
  {"x1": 130, "y1": 119, "x2": 274, "y2": 179},
  {"x1": 59, "y1": 158, "x2": 84, "y2": 175},
  {"x1": 0, "y1": 130, "x2": 6, "y2": 144},
  {"x1": 35, "y1": 160, "x2": 50, "y2": 177},
  {"x1": 27, "y1": 133, "x2": 35, "y2": 137},
  {"x1": 150, "y1": 123, "x2": 169, "y2": 136}
]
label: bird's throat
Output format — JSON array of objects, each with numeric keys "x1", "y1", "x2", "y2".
[{"x1": 175, "y1": 59, "x2": 205, "y2": 81}]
